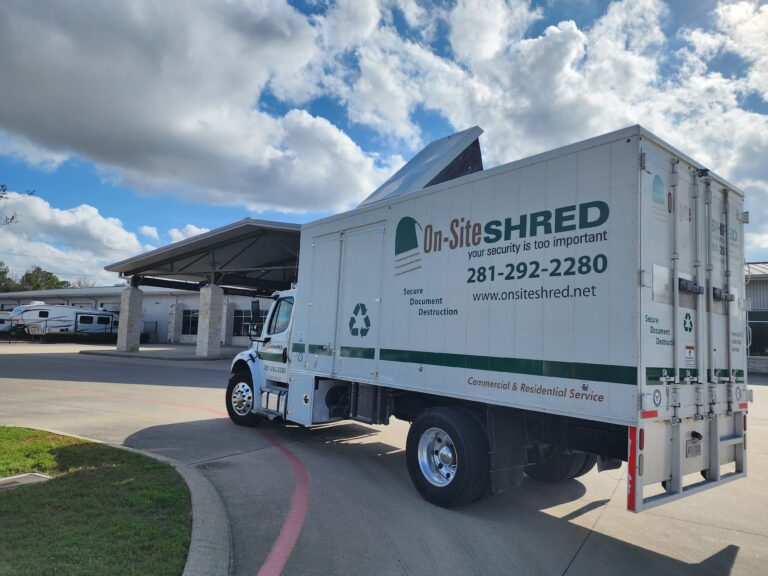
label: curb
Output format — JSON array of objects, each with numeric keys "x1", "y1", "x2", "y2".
[
  {"x1": 78, "y1": 350, "x2": 232, "y2": 361},
  {"x1": 9, "y1": 427, "x2": 232, "y2": 576}
]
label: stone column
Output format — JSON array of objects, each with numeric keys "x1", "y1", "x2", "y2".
[
  {"x1": 116, "y1": 286, "x2": 143, "y2": 352},
  {"x1": 168, "y1": 303, "x2": 184, "y2": 343},
  {"x1": 196, "y1": 284, "x2": 224, "y2": 358},
  {"x1": 221, "y1": 302, "x2": 235, "y2": 346}
]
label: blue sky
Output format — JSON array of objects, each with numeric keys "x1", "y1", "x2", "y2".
[{"x1": 0, "y1": 0, "x2": 766, "y2": 283}]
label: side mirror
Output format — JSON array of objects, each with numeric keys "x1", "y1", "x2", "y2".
[{"x1": 249, "y1": 299, "x2": 270, "y2": 343}]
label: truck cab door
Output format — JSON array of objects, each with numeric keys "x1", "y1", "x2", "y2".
[{"x1": 257, "y1": 296, "x2": 293, "y2": 384}]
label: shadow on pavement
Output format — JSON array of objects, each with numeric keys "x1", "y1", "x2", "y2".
[{"x1": 123, "y1": 417, "x2": 739, "y2": 576}]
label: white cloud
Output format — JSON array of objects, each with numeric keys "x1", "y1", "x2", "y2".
[
  {"x1": 449, "y1": 0, "x2": 542, "y2": 66},
  {"x1": 0, "y1": 0, "x2": 390, "y2": 213},
  {"x1": 0, "y1": 192, "x2": 142, "y2": 284},
  {"x1": 713, "y1": 1, "x2": 768, "y2": 98},
  {"x1": 139, "y1": 225, "x2": 159, "y2": 240},
  {"x1": 168, "y1": 224, "x2": 210, "y2": 243},
  {"x1": 0, "y1": 0, "x2": 767, "y2": 258}
]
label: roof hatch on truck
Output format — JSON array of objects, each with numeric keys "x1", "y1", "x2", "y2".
[{"x1": 358, "y1": 126, "x2": 483, "y2": 207}]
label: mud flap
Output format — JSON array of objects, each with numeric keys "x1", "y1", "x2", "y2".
[{"x1": 487, "y1": 407, "x2": 526, "y2": 493}]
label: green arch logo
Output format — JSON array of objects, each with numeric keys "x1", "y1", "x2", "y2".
[{"x1": 395, "y1": 216, "x2": 421, "y2": 255}]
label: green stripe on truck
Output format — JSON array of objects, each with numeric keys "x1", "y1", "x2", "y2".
[
  {"x1": 257, "y1": 351, "x2": 284, "y2": 362},
  {"x1": 380, "y1": 348, "x2": 636, "y2": 385},
  {"x1": 340, "y1": 346, "x2": 375, "y2": 359},
  {"x1": 307, "y1": 344, "x2": 332, "y2": 356}
]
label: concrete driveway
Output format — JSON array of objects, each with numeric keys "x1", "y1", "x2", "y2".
[{"x1": 1, "y1": 342, "x2": 766, "y2": 576}]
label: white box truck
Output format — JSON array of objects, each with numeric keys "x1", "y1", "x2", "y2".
[{"x1": 226, "y1": 125, "x2": 752, "y2": 510}]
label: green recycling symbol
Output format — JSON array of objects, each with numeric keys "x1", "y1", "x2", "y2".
[
  {"x1": 349, "y1": 303, "x2": 371, "y2": 337},
  {"x1": 683, "y1": 312, "x2": 693, "y2": 332}
]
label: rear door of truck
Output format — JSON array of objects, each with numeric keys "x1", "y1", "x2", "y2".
[{"x1": 631, "y1": 135, "x2": 751, "y2": 512}]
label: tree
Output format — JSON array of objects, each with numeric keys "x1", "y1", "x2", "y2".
[
  {"x1": 72, "y1": 277, "x2": 96, "y2": 288},
  {"x1": 0, "y1": 184, "x2": 33, "y2": 226},
  {"x1": 0, "y1": 260, "x2": 19, "y2": 292},
  {"x1": 0, "y1": 184, "x2": 17, "y2": 225},
  {"x1": 17, "y1": 266, "x2": 71, "y2": 291}
]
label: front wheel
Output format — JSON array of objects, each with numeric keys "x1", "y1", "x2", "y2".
[
  {"x1": 226, "y1": 369, "x2": 263, "y2": 426},
  {"x1": 406, "y1": 407, "x2": 489, "y2": 507}
]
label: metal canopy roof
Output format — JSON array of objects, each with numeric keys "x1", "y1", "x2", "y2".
[
  {"x1": 106, "y1": 218, "x2": 300, "y2": 295},
  {"x1": 748, "y1": 262, "x2": 768, "y2": 279}
]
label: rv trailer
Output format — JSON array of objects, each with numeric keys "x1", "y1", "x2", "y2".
[{"x1": 10, "y1": 303, "x2": 119, "y2": 335}]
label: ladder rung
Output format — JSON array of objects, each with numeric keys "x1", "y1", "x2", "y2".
[{"x1": 719, "y1": 434, "x2": 744, "y2": 446}]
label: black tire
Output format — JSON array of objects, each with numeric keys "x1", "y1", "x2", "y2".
[
  {"x1": 571, "y1": 454, "x2": 598, "y2": 479},
  {"x1": 226, "y1": 369, "x2": 263, "y2": 426},
  {"x1": 406, "y1": 407, "x2": 489, "y2": 507},
  {"x1": 526, "y1": 446, "x2": 585, "y2": 483}
]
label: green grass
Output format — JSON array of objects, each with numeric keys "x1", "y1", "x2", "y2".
[{"x1": 0, "y1": 427, "x2": 191, "y2": 576}]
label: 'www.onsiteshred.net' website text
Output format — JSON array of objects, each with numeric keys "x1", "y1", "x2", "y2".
[{"x1": 472, "y1": 284, "x2": 597, "y2": 301}]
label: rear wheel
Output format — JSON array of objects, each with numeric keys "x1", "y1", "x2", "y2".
[
  {"x1": 226, "y1": 369, "x2": 263, "y2": 426},
  {"x1": 571, "y1": 454, "x2": 598, "y2": 479},
  {"x1": 526, "y1": 445, "x2": 586, "y2": 483},
  {"x1": 406, "y1": 407, "x2": 489, "y2": 507}
]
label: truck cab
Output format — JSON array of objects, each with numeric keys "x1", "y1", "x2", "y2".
[{"x1": 227, "y1": 290, "x2": 295, "y2": 424}]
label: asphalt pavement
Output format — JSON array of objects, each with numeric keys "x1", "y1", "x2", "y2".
[{"x1": 1, "y1": 342, "x2": 766, "y2": 576}]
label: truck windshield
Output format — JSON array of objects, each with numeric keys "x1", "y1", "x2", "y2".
[{"x1": 267, "y1": 298, "x2": 293, "y2": 335}]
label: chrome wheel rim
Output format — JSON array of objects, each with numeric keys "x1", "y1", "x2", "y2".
[
  {"x1": 417, "y1": 427, "x2": 457, "y2": 487},
  {"x1": 231, "y1": 382, "x2": 253, "y2": 416}
]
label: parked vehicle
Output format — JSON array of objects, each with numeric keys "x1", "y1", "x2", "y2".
[
  {"x1": 226, "y1": 125, "x2": 752, "y2": 511},
  {"x1": 0, "y1": 311, "x2": 11, "y2": 333},
  {"x1": 9, "y1": 303, "x2": 119, "y2": 335}
]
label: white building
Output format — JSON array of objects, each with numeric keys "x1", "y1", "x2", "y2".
[
  {"x1": 747, "y1": 262, "x2": 768, "y2": 360},
  {"x1": 0, "y1": 285, "x2": 268, "y2": 347}
]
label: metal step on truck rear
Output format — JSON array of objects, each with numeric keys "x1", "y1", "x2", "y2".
[{"x1": 226, "y1": 125, "x2": 752, "y2": 510}]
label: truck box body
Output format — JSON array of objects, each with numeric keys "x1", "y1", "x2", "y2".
[{"x1": 252, "y1": 125, "x2": 750, "y2": 511}]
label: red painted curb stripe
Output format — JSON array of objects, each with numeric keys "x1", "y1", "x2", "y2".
[
  {"x1": 255, "y1": 431, "x2": 310, "y2": 576},
  {"x1": 4, "y1": 381, "x2": 309, "y2": 575}
]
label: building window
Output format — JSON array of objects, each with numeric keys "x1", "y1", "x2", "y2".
[
  {"x1": 233, "y1": 310, "x2": 251, "y2": 337},
  {"x1": 748, "y1": 311, "x2": 768, "y2": 357},
  {"x1": 182, "y1": 310, "x2": 199, "y2": 335}
]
